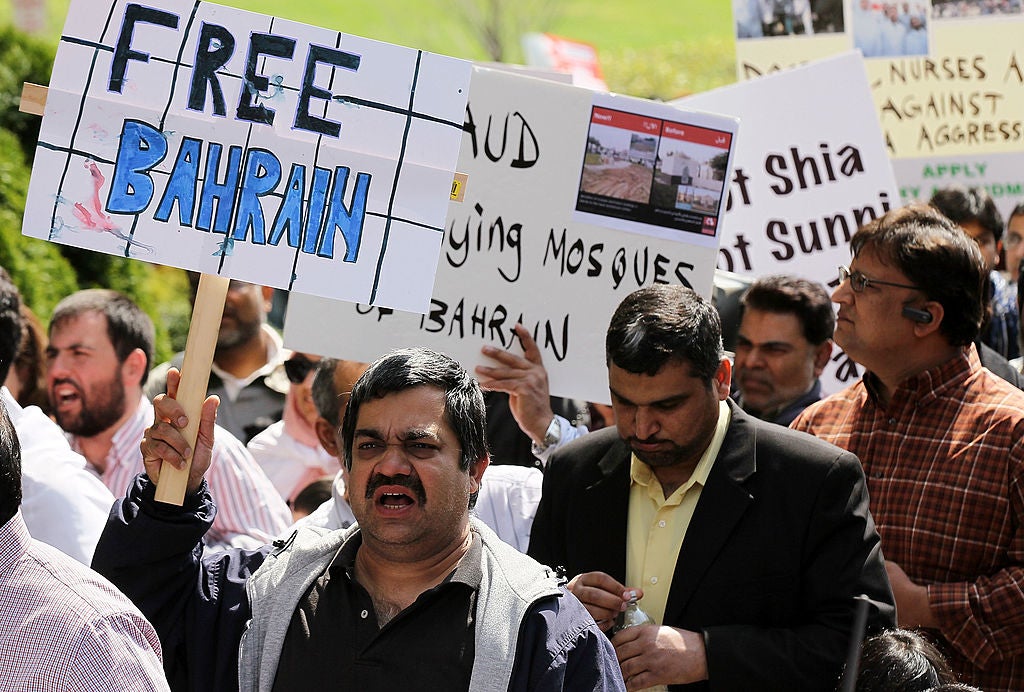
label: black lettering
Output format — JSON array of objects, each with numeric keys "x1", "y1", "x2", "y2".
[
  {"x1": 294, "y1": 45, "x2": 360, "y2": 137},
  {"x1": 109, "y1": 4, "x2": 179, "y2": 93},
  {"x1": 236, "y1": 33, "x2": 297, "y2": 125},
  {"x1": 188, "y1": 22, "x2": 234, "y2": 115}
]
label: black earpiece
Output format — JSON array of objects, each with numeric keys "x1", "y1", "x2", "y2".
[{"x1": 902, "y1": 306, "x2": 933, "y2": 324}]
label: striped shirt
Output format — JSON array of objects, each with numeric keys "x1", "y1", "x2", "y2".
[
  {"x1": 792, "y1": 346, "x2": 1024, "y2": 691},
  {"x1": 73, "y1": 396, "x2": 291, "y2": 549},
  {"x1": 0, "y1": 511, "x2": 169, "y2": 691}
]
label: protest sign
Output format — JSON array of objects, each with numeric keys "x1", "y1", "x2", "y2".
[
  {"x1": 892, "y1": 152, "x2": 1024, "y2": 220},
  {"x1": 286, "y1": 65, "x2": 738, "y2": 405},
  {"x1": 732, "y1": 1, "x2": 1024, "y2": 215},
  {"x1": 23, "y1": 0, "x2": 470, "y2": 313},
  {"x1": 679, "y1": 51, "x2": 901, "y2": 391}
]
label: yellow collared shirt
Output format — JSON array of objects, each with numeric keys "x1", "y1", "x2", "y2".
[{"x1": 625, "y1": 400, "x2": 731, "y2": 625}]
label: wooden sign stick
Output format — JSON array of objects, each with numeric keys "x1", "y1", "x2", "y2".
[{"x1": 153, "y1": 273, "x2": 229, "y2": 505}]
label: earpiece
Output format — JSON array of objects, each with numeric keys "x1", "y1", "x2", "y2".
[{"x1": 901, "y1": 306, "x2": 933, "y2": 324}]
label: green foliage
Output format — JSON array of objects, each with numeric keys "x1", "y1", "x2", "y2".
[
  {"x1": 602, "y1": 39, "x2": 737, "y2": 101},
  {"x1": 0, "y1": 26, "x2": 53, "y2": 161},
  {"x1": 0, "y1": 127, "x2": 78, "y2": 320}
]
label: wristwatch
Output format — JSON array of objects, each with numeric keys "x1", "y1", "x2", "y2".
[{"x1": 540, "y1": 416, "x2": 560, "y2": 448}]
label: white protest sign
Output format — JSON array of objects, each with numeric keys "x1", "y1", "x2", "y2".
[
  {"x1": 678, "y1": 51, "x2": 901, "y2": 391},
  {"x1": 23, "y1": 0, "x2": 470, "y2": 313},
  {"x1": 286, "y1": 65, "x2": 738, "y2": 405},
  {"x1": 893, "y1": 152, "x2": 1024, "y2": 220}
]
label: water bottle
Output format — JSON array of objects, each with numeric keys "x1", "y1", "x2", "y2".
[
  {"x1": 612, "y1": 591, "x2": 655, "y2": 634},
  {"x1": 613, "y1": 592, "x2": 668, "y2": 692}
]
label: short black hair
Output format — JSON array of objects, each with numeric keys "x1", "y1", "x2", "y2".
[
  {"x1": 740, "y1": 275, "x2": 834, "y2": 346},
  {"x1": 0, "y1": 399, "x2": 22, "y2": 525},
  {"x1": 851, "y1": 204, "x2": 986, "y2": 347},
  {"x1": 49, "y1": 289, "x2": 155, "y2": 384},
  {"x1": 0, "y1": 267, "x2": 24, "y2": 384},
  {"x1": 311, "y1": 357, "x2": 341, "y2": 425},
  {"x1": 855, "y1": 629, "x2": 954, "y2": 692},
  {"x1": 341, "y1": 348, "x2": 488, "y2": 474},
  {"x1": 606, "y1": 284, "x2": 724, "y2": 383},
  {"x1": 929, "y1": 185, "x2": 1004, "y2": 242}
]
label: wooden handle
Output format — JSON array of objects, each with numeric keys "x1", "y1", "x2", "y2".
[
  {"x1": 19, "y1": 82, "x2": 47, "y2": 115},
  {"x1": 153, "y1": 273, "x2": 229, "y2": 505}
]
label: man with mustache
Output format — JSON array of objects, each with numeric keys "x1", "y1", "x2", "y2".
[
  {"x1": 93, "y1": 348, "x2": 624, "y2": 691},
  {"x1": 146, "y1": 278, "x2": 288, "y2": 443},
  {"x1": 46, "y1": 289, "x2": 290, "y2": 548},
  {"x1": 529, "y1": 284, "x2": 894, "y2": 690},
  {"x1": 793, "y1": 204, "x2": 1024, "y2": 690},
  {"x1": 731, "y1": 275, "x2": 834, "y2": 426}
]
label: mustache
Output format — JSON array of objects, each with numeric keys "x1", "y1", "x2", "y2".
[{"x1": 365, "y1": 473, "x2": 426, "y2": 504}]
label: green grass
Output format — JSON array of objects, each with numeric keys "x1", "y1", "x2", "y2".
[{"x1": 0, "y1": 0, "x2": 737, "y2": 98}]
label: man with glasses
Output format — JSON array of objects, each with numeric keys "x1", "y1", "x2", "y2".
[
  {"x1": 793, "y1": 204, "x2": 1024, "y2": 690},
  {"x1": 47, "y1": 289, "x2": 290, "y2": 549},
  {"x1": 247, "y1": 352, "x2": 341, "y2": 505},
  {"x1": 147, "y1": 277, "x2": 289, "y2": 443}
]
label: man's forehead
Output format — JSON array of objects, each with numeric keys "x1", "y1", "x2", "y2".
[
  {"x1": 739, "y1": 309, "x2": 807, "y2": 344},
  {"x1": 50, "y1": 310, "x2": 109, "y2": 342},
  {"x1": 354, "y1": 386, "x2": 450, "y2": 429}
]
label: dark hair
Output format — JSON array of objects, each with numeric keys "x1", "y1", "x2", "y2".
[
  {"x1": 1010, "y1": 202, "x2": 1024, "y2": 224},
  {"x1": 0, "y1": 267, "x2": 24, "y2": 384},
  {"x1": 12, "y1": 306, "x2": 51, "y2": 413},
  {"x1": 740, "y1": 275, "x2": 835, "y2": 345},
  {"x1": 49, "y1": 289, "x2": 155, "y2": 384},
  {"x1": 851, "y1": 204, "x2": 986, "y2": 346},
  {"x1": 0, "y1": 398, "x2": 22, "y2": 525},
  {"x1": 341, "y1": 348, "x2": 488, "y2": 474},
  {"x1": 606, "y1": 284, "x2": 724, "y2": 382},
  {"x1": 929, "y1": 185, "x2": 1004, "y2": 242},
  {"x1": 291, "y1": 477, "x2": 333, "y2": 516},
  {"x1": 311, "y1": 357, "x2": 342, "y2": 425},
  {"x1": 855, "y1": 629, "x2": 954, "y2": 692}
]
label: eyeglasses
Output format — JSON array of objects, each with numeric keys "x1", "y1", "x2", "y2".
[
  {"x1": 838, "y1": 265, "x2": 919, "y2": 293},
  {"x1": 284, "y1": 354, "x2": 317, "y2": 384}
]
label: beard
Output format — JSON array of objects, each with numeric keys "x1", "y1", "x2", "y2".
[
  {"x1": 216, "y1": 314, "x2": 262, "y2": 350},
  {"x1": 629, "y1": 442, "x2": 688, "y2": 469},
  {"x1": 51, "y1": 375, "x2": 127, "y2": 438}
]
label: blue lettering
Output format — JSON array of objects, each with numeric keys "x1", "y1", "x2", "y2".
[
  {"x1": 232, "y1": 149, "x2": 282, "y2": 244},
  {"x1": 107, "y1": 120, "x2": 167, "y2": 213}
]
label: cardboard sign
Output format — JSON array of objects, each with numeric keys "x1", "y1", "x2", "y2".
[
  {"x1": 286, "y1": 65, "x2": 738, "y2": 405},
  {"x1": 23, "y1": 0, "x2": 470, "y2": 313},
  {"x1": 733, "y1": 1, "x2": 1024, "y2": 216},
  {"x1": 680, "y1": 51, "x2": 902, "y2": 391}
]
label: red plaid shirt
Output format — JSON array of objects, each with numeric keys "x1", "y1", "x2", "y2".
[{"x1": 792, "y1": 346, "x2": 1024, "y2": 691}]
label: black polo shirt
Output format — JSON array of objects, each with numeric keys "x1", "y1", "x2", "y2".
[{"x1": 272, "y1": 532, "x2": 481, "y2": 691}]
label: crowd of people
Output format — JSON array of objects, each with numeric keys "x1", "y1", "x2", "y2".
[{"x1": 4, "y1": 183, "x2": 1024, "y2": 690}]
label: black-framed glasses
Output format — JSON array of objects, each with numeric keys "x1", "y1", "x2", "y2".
[
  {"x1": 838, "y1": 265, "x2": 919, "y2": 293},
  {"x1": 284, "y1": 354, "x2": 316, "y2": 384}
]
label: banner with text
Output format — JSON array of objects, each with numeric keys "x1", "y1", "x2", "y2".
[
  {"x1": 23, "y1": 0, "x2": 470, "y2": 313},
  {"x1": 286, "y1": 65, "x2": 738, "y2": 404},
  {"x1": 732, "y1": 1, "x2": 1024, "y2": 215},
  {"x1": 680, "y1": 51, "x2": 901, "y2": 392}
]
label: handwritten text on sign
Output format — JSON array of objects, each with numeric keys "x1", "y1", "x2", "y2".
[
  {"x1": 23, "y1": 0, "x2": 470, "y2": 312},
  {"x1": 285, "y1": 66, "x2": 738, "y2": 405}
]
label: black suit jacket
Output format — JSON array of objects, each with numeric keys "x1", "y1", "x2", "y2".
[{"x1": 529, "y1": 401, "x2": 895, "y2": 691}]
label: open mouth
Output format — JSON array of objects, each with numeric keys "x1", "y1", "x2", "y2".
[
  {"x1": 379, "y1": 491, "x2": 414, "y2": 509},
  {"x1": 51, "y1": 382, "x2": 83, "y2": 411}
]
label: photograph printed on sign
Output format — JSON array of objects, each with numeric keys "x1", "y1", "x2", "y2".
[{"x1": 572, "y1": 95, "x2": 738, "y2": 248}]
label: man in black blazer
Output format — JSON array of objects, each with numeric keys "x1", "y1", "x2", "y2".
[{"x1": 528, "y1": 284, "x2": 894, "y2": 690}]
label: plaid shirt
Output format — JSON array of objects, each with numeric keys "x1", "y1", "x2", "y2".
[
  {"x1": 0, "y1": 511, "x2": 169, "y2": 690},
  {"x1": 72, "y1": 396, "x2": 291, "y2": 549},
  {"x1": 792, "y1": 346, "x2": 1024, "y2": 691}
]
